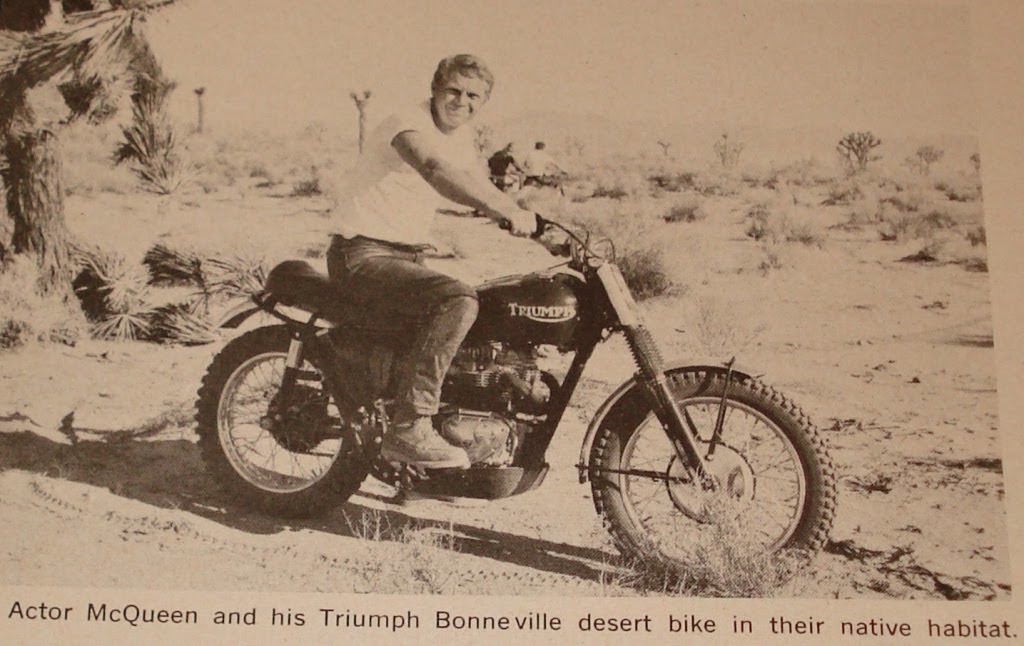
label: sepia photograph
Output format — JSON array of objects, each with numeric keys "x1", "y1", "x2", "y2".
[{"x1": 0, "y1": 0, "x2": 1014, "y2": 614}]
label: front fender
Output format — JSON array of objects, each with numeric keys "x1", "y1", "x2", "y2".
[{"x1": 576, "y1": 360, "x2": 760, "y2": 483}]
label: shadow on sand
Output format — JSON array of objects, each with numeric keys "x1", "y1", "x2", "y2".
[{"x1": 0, "y1": 429, "x2": 619, "y2": 586}]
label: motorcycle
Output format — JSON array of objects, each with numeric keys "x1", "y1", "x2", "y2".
[{"x1": 195, "y1": 215, "x2": 836, "y2": 578}]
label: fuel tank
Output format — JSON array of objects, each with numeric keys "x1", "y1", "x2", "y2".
[{"x1": 466, "y1": 272, "x2": 586, "y2": 348}]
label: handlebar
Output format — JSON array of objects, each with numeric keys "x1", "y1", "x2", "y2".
[{"x1": 498, "y1": 213, "x2": 549, "y2": 238}]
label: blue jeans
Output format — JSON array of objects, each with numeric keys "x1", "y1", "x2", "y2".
[{"x1": 326, "y1": 236, "x2": 478, "y2": 419}]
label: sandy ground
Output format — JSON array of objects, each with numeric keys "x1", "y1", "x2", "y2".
[{"x1": 0, "y1": 186, "x2": 1009, "y2": 598}]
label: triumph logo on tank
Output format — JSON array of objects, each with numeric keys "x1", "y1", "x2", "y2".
[{"x1": 507, "y1": 302, "x2": 576, "y2": 322}]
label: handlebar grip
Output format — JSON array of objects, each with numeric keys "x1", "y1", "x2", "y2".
[{"x1": 498, "y1": 214, "x2": 549, "y2": 238}]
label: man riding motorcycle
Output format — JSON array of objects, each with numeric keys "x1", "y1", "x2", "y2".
[{"x1": 329, "y1": 54, "x2": 536, "y2": 469}]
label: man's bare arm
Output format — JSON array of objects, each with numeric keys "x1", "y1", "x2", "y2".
[{"x1": 392, "y1": 130, "x2": 529, "y2": 226}]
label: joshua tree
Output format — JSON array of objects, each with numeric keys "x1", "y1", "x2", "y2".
[
  {"x1": 193, "y1": 86, "x2": 205, "y2": 134},
  {"x1": 0, "y1": 0, "x2": 178, "y2": 293},
  {"x1": 910, "y1": 145, "x2": 943, "y2": 176},
  {"x1": 350, "y1": 90, "x2": 371, "y2": 154},
  {"x1": 837, "y1": 131, "x2": 882, "y2": 174},
  {"x1": 656, "y1": 140, "x2": 671, "y2": 157},
  {"x1": 713, "y1": 133, "x2": 743, "y2": 169}
]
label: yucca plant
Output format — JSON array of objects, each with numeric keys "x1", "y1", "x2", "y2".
[
  {"x1": 142, "y1": 242, "x2": 206, "y2": 287},
  {"x1": 114, "y1": 90, "x2": 193, "y2": 195},
  {"x1": 71, "y1": 243, "x2": 152, "y2": 341},
  {"x1": 147, "y1": 299, "x2": 217, "y2": 345},
  {"x1": 204, "y1": 253, "x2": 268, "y2": 299}
]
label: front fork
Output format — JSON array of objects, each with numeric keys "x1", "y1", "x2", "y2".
[{"x1": 596, "y1": 264, "x2": 723, "y2": 483}]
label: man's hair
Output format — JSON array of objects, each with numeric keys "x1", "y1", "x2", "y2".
[
  {"x1": 535, "y1": 141, "x2": 546, "y2": 150},
  {"x1": 432, "y1": 54, "x2": 495, "y2": 96}
]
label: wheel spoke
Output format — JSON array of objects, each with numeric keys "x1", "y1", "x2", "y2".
[
  {"x1": 216, "y1": 351, "x2": 344, "y2": 494},
  {"x1": 609, "y1": 390, "x2": 811, "y2": 564}
]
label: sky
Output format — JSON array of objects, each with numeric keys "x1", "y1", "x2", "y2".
[{"x1": 142, "y1": 0, "x2": 978, "y2": 138}]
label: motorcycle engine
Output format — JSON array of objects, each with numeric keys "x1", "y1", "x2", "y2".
[{"x1": 438, "y1": 343, "x2": 555, "y2": 466}]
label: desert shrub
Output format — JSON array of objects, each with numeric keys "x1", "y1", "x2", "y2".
[
  {"x1": 745, "y1": 204, "x2": 824, "y2": 247},
  {"x1": 839, "y1": 197, "x2": 882, "y2": 228},
  {"x1": 617, "y1": 246, "x2": 673, "y2": 300},
  {"x1": 648, "y1": 171, "x2": 698, "y2": 193},
  {"x1": 776, "y1": 158, "x2": 831, "y2": 187},
  {"x1": 246, "y1": 162, "x2": 274, "y2": 181},
  {"x1": 585, "y1": 169, "x2": 651, "y2": 200},
  {"x1": 879, "y1": 189, "x2": 927, "y2": 213},
  {"x1": 821, "y1": 177, "x2": 863, "y2": 206},
  {"x1": 934, "y1": 175, "x2": 982, "y2": 202},
  {"x1": 966, "y1": 225, "x2": 987, "y2": 247},
  {"x1": 877, "y1": 208, "x2": 957, "y2": 242},
  {"x1": 740, "y1": 168, "x2": 778, "y2": 190},
  {"x1": 0, "y1": 257, "x2": 87, "y2": 350},
  {"x1": 618, "y1": 496, "x2": 806, "y2": 596},
  {"x1": 291, "y1": 176, "x2": 322, "y2": 197},
  {"x1": 693, "y1": 170, "x2": 741, "y2": 197},
  {"x1": 744, "y1": 204, "x2": 772, "y2": 241},
  {"x1": 662, "y1": 194, "x2": 706, "y2": 223}
]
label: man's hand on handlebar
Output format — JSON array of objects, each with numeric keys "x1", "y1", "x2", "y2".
[{"x1": 500, "y1": 208, "x2": 539, "y2": 237}]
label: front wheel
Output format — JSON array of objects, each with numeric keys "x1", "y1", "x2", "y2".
[
  {"x1": 589, "y1": 369, "x2": 836, "y2": 585},
  {"x1": 195, "y1": 325, "x2": 368, "y2": 517}
]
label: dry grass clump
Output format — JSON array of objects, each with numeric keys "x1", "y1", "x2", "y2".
[
  {"x1": 693, "y1": 170, "x2": 741, "y2": 197},
  {"x1": 0, "y1": 257, "x2": 87, "y2": 350},
  {"x1": 648, "y1": 171, "x2": 698, "y2": 193},
  {"x1": 344, "y1": 509, "x2": 459, "y2": 594},
  {"x1": 966, "y1": 225, "x2": 986, "y2": 247},
  {"x1": 681, "y1": 294, "x2": 767, "y2": 357},
  {"x1": 291, "y1": 172, "x2": 323, "y2": 197},
  {"x1": 585, "y1": 168, "x2": 651, "y2": 200},
  {"x1": 610, "y1": 496, "x2": 807, "y2": 597},
  {"x1": 821, "y1": 177, "x2": 864, "y2": 206},
  {"x1": 745, "y1": 203, "x2": 825, "y2": 247},
  {"x1": 673, "y1": 496, "x2": 808, "y2": 597},
  {"x1": 934, "y1": 174, "x2": 982, "y2": 202},
  {"x1": 877, "y1": 208, "x2": 957, "y2": 243},
  {"x1": 661, "y1": 194, "x2": 706, "y2": 223}
]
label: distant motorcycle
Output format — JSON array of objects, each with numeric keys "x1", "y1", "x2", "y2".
[{"x1": 196, "y1": 215, "x2": 836, "y2": 578}]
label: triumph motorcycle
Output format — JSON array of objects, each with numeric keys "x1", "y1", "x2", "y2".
[{"x1": 195, "y1": 216, "x2": 836, "y2": 577}]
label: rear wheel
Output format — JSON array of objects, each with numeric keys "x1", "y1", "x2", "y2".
[
  {"x1": 195, "y1": 325, "x2": 368, "y2": 517},
  {"x1": 589, "y1": 369, "x2": 836, "y2": 581}
]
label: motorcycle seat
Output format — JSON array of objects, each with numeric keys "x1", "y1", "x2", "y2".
[{"x1": 263, "y1": 260, "x2": 353, "y2": 322}]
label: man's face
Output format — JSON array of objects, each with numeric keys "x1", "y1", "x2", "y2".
[{"x1": 431, "y1": 73, "x2": 490, "y2": 133}]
